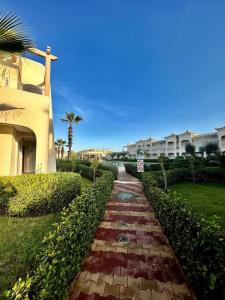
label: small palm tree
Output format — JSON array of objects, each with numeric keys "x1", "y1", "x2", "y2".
[
  {"x1": 185, "y1": 143, "x2": 196, "y2": 183},
  {"x1": 60, "y1": 139, "x2": 66, "y2": 159},
  {"x1": 199, "y1": 146, "x2": 205, "y2": 158},
  {"x1": 205, "y1": 142, "x2": 219, "y2": 158},
  {"x1": 185, "y1": 143, "x2": 196, "y2": 157},
  {"x1": 54, "y1": 140, "x2": 61, "y2": 159},
  {"x1": 61, "y1": 112, "x2": 82, "y2": 161},
  {"x1": 111, "y1": 152, "x2": 118, "y2": 160},
  {"x1": 0, "y1": 11, "x2": 33, "y2": 62},
  {"x1": 158, "y1": 154, "x2": 168, "y2": 191},
  {"x1": 55, "y1": 138, "x2": 66, "y2": 159},
  {"x1": 136, "y1": 148, "x2": 143, "y2": 160}
]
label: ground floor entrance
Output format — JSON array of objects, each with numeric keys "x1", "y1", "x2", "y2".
[{"x1": 0, "y1": 124, "x2": 36, "y2": 176}]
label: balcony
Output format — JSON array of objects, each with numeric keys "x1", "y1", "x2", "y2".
[{"x1": 167, "y1": 146, "x2": 175, "y2": 151}]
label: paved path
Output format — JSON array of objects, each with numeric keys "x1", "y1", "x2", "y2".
[{"x1": 69, "y1": 170, "x2": 195, "y2": 300}]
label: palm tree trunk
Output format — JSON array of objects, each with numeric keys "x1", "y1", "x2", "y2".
[
  {"x1": 68, "y1": 126, "x2": 73, "y2": 161},
  {"x1": 61, "y1": 146, "x2": 64, "y2": 159}
]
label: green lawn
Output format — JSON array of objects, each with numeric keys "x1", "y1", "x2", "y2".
[
  {"x1": 170, "y1": 182, "x2": 225, "y2": 229},
  {"x1": 0, "y1": 176, "x2": 92, "y2": 296},
  {"x1": 80, "y1": 176, "x2": 93, "y2": 190},
  {"x1": 0, "y1": 213, "x2": 61, "y2": 295}
]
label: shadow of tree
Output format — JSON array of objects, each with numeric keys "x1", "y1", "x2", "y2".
[{"x1": 0, "y1": 181, "x2": 17, "y2": 214}]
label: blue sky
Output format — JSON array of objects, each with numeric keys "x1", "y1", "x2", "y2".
[{"x1": 2, "y1": 1, "x2": 225, "y2": 150}]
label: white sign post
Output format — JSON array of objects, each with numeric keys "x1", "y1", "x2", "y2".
[{"x1": 137, "y1": 159, "x2": 144, "y2": 173}]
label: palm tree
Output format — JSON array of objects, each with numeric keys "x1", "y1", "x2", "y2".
[
  {"x1": 136, "y1": 148, "x2": 143, "y2": 160},
  {"x1": 55, "y1": 138, "x2": 66, "y2": 159},
  {"x1": 111, "y1": 152, "x2": 118, "y2": 160},
  {"x1": 54, "y1": 140, "x2": 61, "y2": 159},
  {"x1": 199, "y1": 146, "x2": 205, "y2": 158},
  {"x1": 185, "y1": 143, "x2": 196, "y2": 157},
  {"x1": 205, "y1": 142, "x2": 219, "y2": 158},
  {"x1": 185, "y1": 143, "x2": 196, "y2": 183},
  {"x1": 60, "y1": 139, "x2": 66, "y2": 159},
  {"x1": 61, "y1": 112, "x2": 82, "y2": 161},
  {"x1": 0, "y1": 11, "x2": 33, "y2": 62}
]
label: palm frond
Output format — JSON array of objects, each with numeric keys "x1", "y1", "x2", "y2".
[
  {"x1": 75, "y1": 115, "x2": 82, "y2": 123},
  {"x1": 60, "y1": 118, "x2": 67, "y2": 122},
  {"x1": 0, "y1": 11, "x2": 33, "y2": 54}
]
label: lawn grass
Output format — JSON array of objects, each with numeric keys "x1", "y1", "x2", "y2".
[
  {"x1": 80, "y1": 176, "x2": 93, "y2": 190},
  {"x1": 170, "y1": 182, "x2": 225, "y2": 230},
  {"x1": 0, "y1": 213, "x2": 61, "y2": 295},
  {"x1": 0, "y1": 176, "x2": 92, "y2": 295}
]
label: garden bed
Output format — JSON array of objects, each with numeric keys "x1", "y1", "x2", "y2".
[
  {"x1": 5, "y1": 171, "x2": 114, "y2": 299},
  {"x1": 0, "y1": 174, "x2": 90, "y2": 297},
  {"x1": 142, "y1": 171, "x2": 225, "y2": 299}
]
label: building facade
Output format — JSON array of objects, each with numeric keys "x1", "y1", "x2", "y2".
[
  {"x1": 77, "y1": 149, "x2": 112, "y2": 161},
  {"x1": 124, "y1": 127, "x2": 225, "y2": 159},
  {"x1": 0, "y1": 47, "x2": 57, "y2": 176}
]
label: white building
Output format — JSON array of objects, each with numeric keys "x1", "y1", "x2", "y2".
[{"x1": 123, "y1": 126, "x2": 225, "y2": 159}]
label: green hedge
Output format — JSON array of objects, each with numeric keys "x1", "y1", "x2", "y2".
[
  {"x1": 142, "y1": 172, "x2": 225, "y2": 299},
  {"x1": 125, "y1": 161, "x2": 225, "y2": 186},
  {"x1": 5, "y1": 171, "x2": 114, "y2": 299},
  {"x1": 56, "y1": 159, "x2": 91, "y2": 172},
  {"x1": 124, "y1": 163, "x2": 141, "y2": 178},
  {"x1": 150, "y1": 167, "x2": 225, "y2": 188},
  {"x1": 194, "y1": 167, "x2": 225, "y2": 184},
  {"x1": 76, "y1": 164, "x2": 104, "y2": 181},
  {"x1": 0, "y1": 173, "x2": 81, "y2": 216},
  {"x1": 98, "y1": 163, "x2": 118, "y2": 179}
]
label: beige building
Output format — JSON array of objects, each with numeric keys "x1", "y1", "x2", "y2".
[
  {"x1": 124, "y1": 126, "x2": 225, "y2": 159},
  {"x1": 0, "y1": 47, "x2": 57, "y2": 176},
  {"x1": 77, "y1": 149, "x2": 112, "y2": 161}
]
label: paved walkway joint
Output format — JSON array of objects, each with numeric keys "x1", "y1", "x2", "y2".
[{"x1": 69, "y1": 170, "x2": 196, "y2": 300}]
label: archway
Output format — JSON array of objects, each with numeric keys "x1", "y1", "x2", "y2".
[{"x1": 0, "y1": 124, "x2": 36, "y2": 175}]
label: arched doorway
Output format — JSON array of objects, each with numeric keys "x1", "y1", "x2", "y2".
[{"x1": 0, "y1": 124, "x2": 36, "y2": 175}]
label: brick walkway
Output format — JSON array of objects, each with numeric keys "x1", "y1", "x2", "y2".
[{"x1": 69, "y1": 170, "x2": 196, "y2": 300}]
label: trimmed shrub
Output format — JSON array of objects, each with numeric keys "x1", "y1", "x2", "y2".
[
  {"x1": 5, "y1": 171, "x2": 114, "y2": 299},
  {"x1": 76, "y1": 164, "x2": 104, "y2": 181},
  {"x1": 195, "y1": 167, "x2": 225, "y2": 184},
  {"x1": 56, "y1": 159, "x2": 91, "y2": 172},
  {"x1": 98, "y1": 162, "x2": 118, "y2": 179},
  {"x1": 149, "y1": 167, "x2": 225, "y2": 188},
  {"x1": 142, "y1": 172, "x2": 225, "y2": 299},
  {"x1": 0, "y1": 173, "x2": 81, "y2": 216},
  {"x1": 124, "y1": 163, "x2": 141, "y2": 178}
]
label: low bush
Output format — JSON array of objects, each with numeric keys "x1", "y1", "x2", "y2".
[
  {"x1": 142, "y1": 172, "x2": 225, "y2": 299},
  {"x1": 149, "y1": 167, "x2": 225, "y2": 188},
  {"x1": 195, "y1": 167, "x2": 225, "y2": 184},
  {"x1": 124, "y1": 163, "x2": 141, "y2": 178},
  {"x1": 56, "y1": 159, "x2": 91, "y2": 172},
  {"x1": 76, "y1": 164, "x2": 104, "y2": 181},
  {"x1": 5, "y1": 171, "x2": 114, "y2": 300},
  {"x1": 0, "y1": 173, "x2": 81, "y2": 216},
  {"x1": 98, "y1": 163, "x2": 118, "y2": 179}
]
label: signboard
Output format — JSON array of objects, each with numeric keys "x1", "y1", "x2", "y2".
[{"x1": 137, "y1": 159, "x2": 144, "y2": 173}]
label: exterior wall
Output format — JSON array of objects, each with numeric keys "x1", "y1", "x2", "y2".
[
  {"x1": 216, "y1": 127, "x2": 225, "y2": 153},
  {"x1": 0, "y1": 56, "x2": 56, "y2": 176},
  {"x1": 0, "y1": 126, "x2": 14, "y2": 175},
  {"x1": 124, "y1": 127, "x2": 225, "y2": 159},
  {"x1": 126, "y1": 144, "x2": 137, "y2": 158}
]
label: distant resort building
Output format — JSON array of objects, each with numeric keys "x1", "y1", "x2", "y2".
[
  {"x1": 77, "y1": 149, "x2": 112, "y2": 161},
  {"x1": 123, "y1": 126, "x2": 225, "y2": 159},
  {"x1": 0, "y1": 47, "x2": 57, "y2": 176}
]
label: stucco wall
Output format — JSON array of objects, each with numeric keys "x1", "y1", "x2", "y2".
[{"x1": 0, "y1": 87, "x2": 56, "y2": 174}]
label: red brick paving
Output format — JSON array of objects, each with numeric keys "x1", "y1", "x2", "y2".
[
  {"x1": 69, "y1": 170, "x2": 196, "y2": 300},
  {"x1": 103, "y1": 214, "x2": 159, "y2": 225}
]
